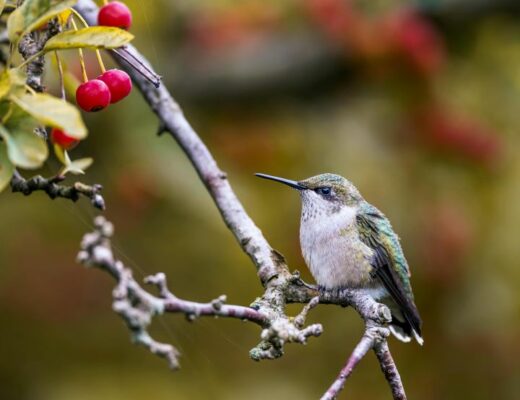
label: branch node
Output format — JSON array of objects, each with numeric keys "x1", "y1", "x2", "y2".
[
  {"x1": 185, "y1": 313, "x2": 198, "y2": 322},
  {"x1": 293, "y1": 295, "x2": 320, "y2": 328},
  {"x1": 144, "y1": 272, "x2": 175, "y2": 299},
  {"x1": 211, "y1": 295, "x2": 227, "y2": 310},
  {"x1": 78, "y1": 218, "x2": 179, "y2": 369},
  {"x1": 289, "y1": 270, "x2": 301, "y2": 281},
  {"x1": 11, "y1": 172, "x2": 105, "y2": 210},
  {"x1": 377, "y1": 303, "x2": 393, "y2": 325},
  {"x1": 157, "y1": 122, "x2": 168, "y2": 136}
]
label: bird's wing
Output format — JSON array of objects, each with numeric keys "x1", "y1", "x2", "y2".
[{"x1": 356, "y1": 204, "x2": 422, "y2": 336}]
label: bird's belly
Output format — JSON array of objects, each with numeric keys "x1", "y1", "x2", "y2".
[{"x1": 300, "y1": 225, "x2": 374, "y2": 289}]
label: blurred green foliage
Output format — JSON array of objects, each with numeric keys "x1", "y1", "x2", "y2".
[{"x1": 1, "y1": 0, "x2": 519, "y2": 399}]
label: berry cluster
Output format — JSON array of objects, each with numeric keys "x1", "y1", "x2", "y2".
[
  {"x1": 54, "y1": 1, "x2": 134, "y2": 149},
  {"x1": 75, "y1": 69, "x2": 132, "y2": 112}
]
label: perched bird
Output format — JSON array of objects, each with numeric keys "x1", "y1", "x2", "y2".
[{"x1": 256, "y1": 173, "x2": 423, "y2": 345}]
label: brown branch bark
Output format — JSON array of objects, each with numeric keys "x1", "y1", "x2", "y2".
[
  {"x1": 11, "y1": 171, "x2": 105, "y2": 210},
  {"x1": 74, "y1": 1, "x2": 409, "y2": 398}
]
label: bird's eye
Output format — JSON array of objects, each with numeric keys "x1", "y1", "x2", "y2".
[{"x1": 316, "y1": 187, "x2": 332, "y2": 196}]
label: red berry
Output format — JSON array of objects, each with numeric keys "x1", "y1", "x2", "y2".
[
  {"x1": 76, "y1": 79, "x2": 111, "y2": 112},
  {"x1": 98, "y1": 69, "x2": 132, "y2": 103},
  {"x1": 51, "y1": 128, "x2": 79, "y2": 150},
  {"x1": 387, "y1": 10, "x2": 444, "y2": 75},
  {"x1": 98, "y1": 1, "x2": 132, "y2": 30}
]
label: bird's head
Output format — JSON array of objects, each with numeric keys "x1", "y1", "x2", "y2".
[{"x1": 256, "y1": 173, "x2": 363, "y2": 218}]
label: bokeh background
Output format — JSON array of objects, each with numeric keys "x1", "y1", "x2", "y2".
[{"x1": 1, "y1": 0, "x2": 520, "y2": 399}]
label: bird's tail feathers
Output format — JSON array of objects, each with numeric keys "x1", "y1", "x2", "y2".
[
  {"x1": 389, "y1": 324, "x2": 411, "y2": 343},
  {"x1": 389, "y1": 321, "x2": 424, "y2": 346}
]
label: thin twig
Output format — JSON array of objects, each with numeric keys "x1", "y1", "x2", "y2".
[
  {"x1": 374, "y1": 341, "x2": 407, "y2": 400},
  {"x1": 10, "y1": 171, "x2": 105, "y2": 210},
  {"x1": 321, "y1": 332, "x2": 376, "y2": 400},
  {"x1": 54, "y1": 51, "x2": 66, "y2": 100},
  {"x1": 78, "y1": 217, "x2": 322, "y2": 368}
]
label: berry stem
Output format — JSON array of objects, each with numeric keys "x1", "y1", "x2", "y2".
[
  {"x1": 70, "y1": 18, "x2": 89, "y2": 83},
  {"x1": 1, "y1": 103, "x2": 13, "y2": 125},
  {"x1": 25, "y1": 84, "x2": 37, "y2": 95},
  {"x1": 54, "y1": 51, "x2": 66, "y2": 100},
  {"x1": 7, "y1": 43, "x2": 14, "y2": 69},
  {"x1": 78, "y1": 48, "x2": 88, "y2": 83},
  {"x1": 95, "y1": 50, "x2": 107, "y2": 74},
  {"x1": 70, "y1": 7, "x2": 91, "y2": 28},
  {"x1": 70, "y1": 8, "x2": 106, "y2": 75}
]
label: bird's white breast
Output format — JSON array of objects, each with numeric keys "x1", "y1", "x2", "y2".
[{"x1": 300, "y1": 206, "x2": 374, "y2": 289}]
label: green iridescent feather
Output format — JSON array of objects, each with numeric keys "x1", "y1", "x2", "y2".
[{"x1": 356, "y1": 202, "x2": 414, "y2": 299}]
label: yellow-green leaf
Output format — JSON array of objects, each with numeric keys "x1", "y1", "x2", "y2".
[
  {"x1": 0, "y1": 124, "x2": 48, "y2": 169},
  {"x1": 7, "y1": 0, "x2": 78, "y2": 42},
  {"x1": 1, "y1": 109, "x2": 48, "y2": 168},
  {"x1": 61, "y1": 157, "x2": 93, "y2": 175},
  {"x1": 56, "y1": 8, "x2": 72, "y2": 25},
  {"x1": 10, "y1": 93, "x2": 87, "y2": 139},
  {"x1": 0, "y1": 73, "x2": 11, "y2": 101},
  {"x1": 53, "y1": 143, "x2": 67, "y2": 165},
  {"x1": 0, "y1": 1, "x2": 7, "y2": 16},
  {"x1": 44, "y1": 26, "x2": 134, "y2": 51},
  {"x1": 0, "y1": 142, "x2": 15, "y2": 192},
  {"x1": 0, "y1": 69, "x2": 26, "y2": 100}
]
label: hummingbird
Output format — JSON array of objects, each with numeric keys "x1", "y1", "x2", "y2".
[{"x1": 256, "y1": 173, "x2": 423, "y2": 345}]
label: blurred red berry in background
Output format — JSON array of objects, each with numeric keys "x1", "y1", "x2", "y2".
[
  {"x1": 384, "y1": 9, "x2": 445, "y2": 75},
  {"x1": 411, "y1": 105, "x2": 502, "y2": 167},
  {"x1": 305, "y1": 1, "x2": 445, "y2": 76},
  {"x1": 51, "y1": 128, "x2": 79, "y2": 150},
  {"x1": 418, "y1": 201, "x2": 474, "y2": 287},
  {"x1": 187, "y1": 4, "x2": 281, "y2": 51},
  {"x1": 305, "y1": 0, "x2": 354, "y2": 41}
]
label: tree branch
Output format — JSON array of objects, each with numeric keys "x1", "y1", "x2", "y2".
[
  {"x1": 321, "y1": 329, "x2": 380, "y2": 400},
  {"x1": 374, "y1": 341, "x2": 407, "y2": 400},
  {"x1": 78, "y1": 216, "x2": 322, "y2": 369},
  {"x1": 18, "y1": 18, "x2": 61, "y2": 93},
  {"x1": 10, "y1": 170, "x2": 105, "y2": 210},
  {"x1": 74, "y1": 1, "x2": 410, "y2": 398}
]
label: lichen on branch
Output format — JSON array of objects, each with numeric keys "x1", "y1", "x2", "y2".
[{"x1": 78, "y1": 216, "x2": 323, "y2": 369}]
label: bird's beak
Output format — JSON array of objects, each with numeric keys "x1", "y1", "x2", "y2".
[{"x1": 255, "y1": 173, "x2": 307, "y2": 190}]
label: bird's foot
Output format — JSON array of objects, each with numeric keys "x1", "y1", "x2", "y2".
[
  {"x1": 289, "y1": 270, "x2": 317, "y2": 291},
  {"x1": 303, "y1": 282, "x2": 319, "y2": 291}
]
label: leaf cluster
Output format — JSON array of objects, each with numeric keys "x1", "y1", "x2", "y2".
[{"x1": 0, "y1": 0, "x2": 133, "y2": 191}]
